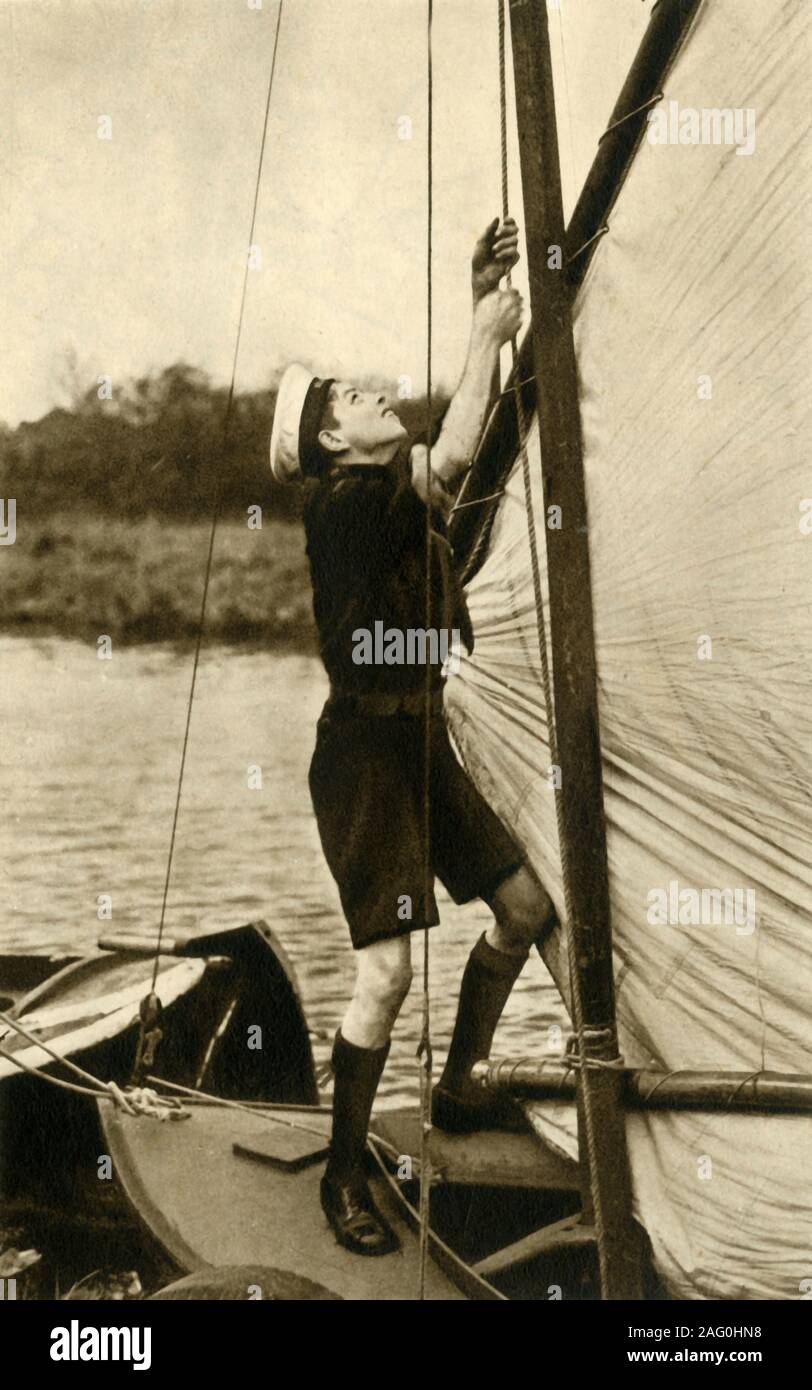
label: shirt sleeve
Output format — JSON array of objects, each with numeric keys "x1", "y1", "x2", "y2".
[
  {"x1": 306, "y1": 431, "x2": 455, "y2": 587},
  {"x1": 408, "y1": 404, "x2": 449, "y2": 454}
]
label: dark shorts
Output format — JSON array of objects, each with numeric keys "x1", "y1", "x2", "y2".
[{"x1": 308, "y1": 700, "x2": 524, "y2": 950}]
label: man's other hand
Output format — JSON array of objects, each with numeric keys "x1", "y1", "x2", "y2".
[
  {"x1": 471, "y1": 216, "x2": 520, "y2": 301},
  {"x1": 474, "y1": 287, "x2": 524, "y2": 348}
]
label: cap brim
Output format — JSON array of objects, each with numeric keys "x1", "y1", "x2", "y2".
[{"x1": 269, "y1": 363, "x2": 314, "y2": 484}]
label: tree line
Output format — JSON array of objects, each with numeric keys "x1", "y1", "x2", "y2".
[{"x1": 0, "y1": 364, "x2": 446, "y2": 522}]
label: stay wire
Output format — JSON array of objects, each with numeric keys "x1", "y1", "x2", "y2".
[
  {"x1": 496, "y1": 0, "x2": 611, "y2": 1295},
  {"x1": 151, "y1": 2, "x2": 285, "y2": 989},
  {"x1": 417, "y1": 0, "x2": 434, "y2": 1303}
]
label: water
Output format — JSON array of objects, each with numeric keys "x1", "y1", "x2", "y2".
[{"x1": 0, "y1": 635, "x2": 564, "y2": 1105}]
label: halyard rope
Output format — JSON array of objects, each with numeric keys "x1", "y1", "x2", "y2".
[
  {"x1": 496, "y1": 0, "x2": 613, "y2": 1297},
  {"x1": 417, "y1": 0, "x2": 435, "y2": 1303},
  {"x1": 151, "y1": 1, "x2": 285, "y2": 986}
]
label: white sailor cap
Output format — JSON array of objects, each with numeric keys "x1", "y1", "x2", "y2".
[{"x1": 269, "y1": 362, "x2": 335, "y2": 484}]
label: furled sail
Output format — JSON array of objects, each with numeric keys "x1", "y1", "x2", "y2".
[{"x1": 446, "y1": 0, "x2": 811, "y2": 1299}]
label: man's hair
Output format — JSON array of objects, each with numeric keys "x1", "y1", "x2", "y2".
[
  {"x1": 312, "y1": 385, "x2": 342, "y2": 478},
  {"x1": 320, "y1": 384, "x2": 341, "y2": 431}
]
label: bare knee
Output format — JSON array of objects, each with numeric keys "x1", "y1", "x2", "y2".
[
  {"x1": 354, "y1": 938, "x2": 413, "y2": 1015},
  {"x1": 486, "y1": 865, "x2": 556, "y2": 953},
  {"x1": 342, "y1": 937, "x2": 413, "y2": 1049}
]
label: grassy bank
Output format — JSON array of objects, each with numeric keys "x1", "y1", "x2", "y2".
[{"x1": 0, "y1": 513, "x2": 316, "y2": 647}]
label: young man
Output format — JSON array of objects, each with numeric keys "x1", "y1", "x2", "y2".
[{"x1": 270, "y1": 218, "x2": 557, "y2": 1258}]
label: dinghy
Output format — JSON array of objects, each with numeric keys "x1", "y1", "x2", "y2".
[
  {"x1": 0, "y1": 952, "x2": 82, "y2": 1017},
  {"x1": 97, "y1": 1099, "x2": 474, "y2": 1301},
  {"x1": 0, "y1": 921, "x2": 317, "y2": 1205},
  {"x1": 96, "y1": 1085, "x2": 587, "y2": 1300}
]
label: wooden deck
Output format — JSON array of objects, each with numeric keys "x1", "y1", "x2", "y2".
[
  {"x1": 372, "y1": 1109, "x2": 579, "y2": 1191},
  {"x1": 99, "y1": 1099, "x2": 467, "y2": 1301}
]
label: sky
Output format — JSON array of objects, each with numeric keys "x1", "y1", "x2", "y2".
[{"x1": 1, "y1": 0, "x2": 652, "y2": 425}]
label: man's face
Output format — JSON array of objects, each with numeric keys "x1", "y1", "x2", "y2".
[{"x1": 319, "y1": 381, "x2": 407, "y2": 465}]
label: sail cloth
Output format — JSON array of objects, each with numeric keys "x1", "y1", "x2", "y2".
[{"x1": 446, "y1": 0, "x2": 811, "y2": 1300}]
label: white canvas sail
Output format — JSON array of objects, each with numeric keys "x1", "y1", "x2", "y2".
[{"x1": 446, "y1": 0, "x2": 811, "y2": 1299}]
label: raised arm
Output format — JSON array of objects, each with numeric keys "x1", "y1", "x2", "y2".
[{"x1": 411, "y1": 218, "x2": 524, "y2": 507}]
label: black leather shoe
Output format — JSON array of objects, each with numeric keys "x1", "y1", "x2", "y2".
[
  {"x1": 431, "y1": 1083, "x2": 528, "y2": 1134},
  {"x1": 320, "y1": 1171, "x2": 400, "y2": 1257}
]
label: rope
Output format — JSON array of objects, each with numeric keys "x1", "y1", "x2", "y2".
[
  {"x1": 0, "y1": 1007, "x2": 120, "y2": 1091},
  {"x1": 0, "y1": 1002, "x2": 398, "y2": 1140},
  {"x1": 0, "y1": 1042, "x2": 109, "y2": 1099},
  {"x1": 145, "y1": 1073, "x2": 403, "y2": 1163},
  {"x1": 451, "y1": 489, "x2": 505, "y2": 512},
  {"x1": 0, "y1": 1010, "x2": 184, "y2": 1118},
  {"x1": 150, "y1": 0, "x2": 286, "y2": 988},
  {"x1": 147, "y1": 1074, "x2": 338, "y2": 1143},
  {"x1": 368, "y1": 1140, "x2": 508, "y2": 1302},
  {"x1": 496, "y1": 0, "x2": 615, "y2": 1298},
  {"x1": 416, "y1": 0, "x2": 434, "y2": 1304},
  {"x1": 107, "y1": 1084, "x2": 189, "y2": 1121}
]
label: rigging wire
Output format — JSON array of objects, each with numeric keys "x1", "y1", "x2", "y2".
[
  {"x1": 496, "y1": 0, "x2": 612, "y2": 1296},
  {"x1": 150, "y1": 1, "x2": 285, "y2": 988},
  {"x1": 417, "y1": 0, "x2": 435, "y2": 1304}
]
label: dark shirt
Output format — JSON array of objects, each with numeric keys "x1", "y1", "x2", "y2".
[{"x1": 303, "y1": 449, "x2": 474, "y2": 696}]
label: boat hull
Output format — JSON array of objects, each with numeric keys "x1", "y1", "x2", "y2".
[
  {"x1": 0, "y1": 922, "x2": 317, "y2": 1206},
  {"x1": 98, "y1": 1099, "x2": 469, "y2": 1301}
]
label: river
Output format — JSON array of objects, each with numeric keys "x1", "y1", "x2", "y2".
[{"x1": 0, "y1": 635, "x2": 565, "y2": 1106}]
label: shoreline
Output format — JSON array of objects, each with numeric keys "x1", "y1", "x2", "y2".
[
  {"x1": 0, "y1": 513, "x2": 317, "y2": 650},
  {"x1": 0, "y1": 618, "x2": 317, "y2": 653}
]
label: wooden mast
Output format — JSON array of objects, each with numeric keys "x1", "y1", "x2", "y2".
[{"x1": 507, "y1": 0, "x2": 642, "y2": 1299}]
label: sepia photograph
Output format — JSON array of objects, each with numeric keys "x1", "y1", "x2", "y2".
[{"x1": 0, "y1": 0, "x2": 809, "y2": 1352}]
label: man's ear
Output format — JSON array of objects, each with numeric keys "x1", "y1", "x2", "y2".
[{"x1": 318, "y1": 428, "x2": 349, "y2": 457}]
